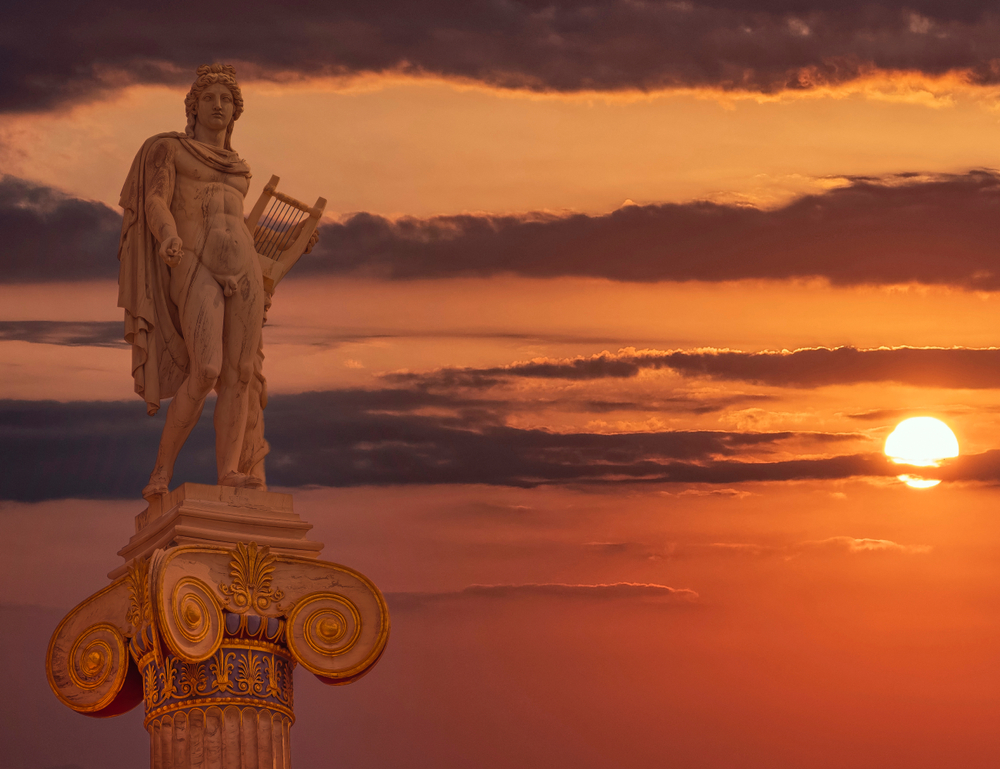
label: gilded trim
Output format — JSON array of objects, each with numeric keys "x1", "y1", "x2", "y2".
[
  {"x1": 45, "y1": 577, "x2": 131, "y2": 713},
  {"x1": 68, "y1": 635, "x2": 114, "y2": 690},
  {"x1": 140, "y1": 643, "x2": 294, "y2": 725},
  {"x1": 139, "y1": 638, "x2": 292, "y2": 662},
  {"x1": 149, "y1": 543, "x2": 391, "y2": 684},
  {"x1": 171, "y1": 578, "x2": 212, "y2": 644},
  {"x1": 125, "y1": 558, "x2": 153, "y2": 630},
  {"x1": 222, "y1": 638, "x2": 293, "y2": 657},
  {"x1": 144, "y1": 696, "x2": 294, "y2": 726},
  {"x1": 156, "y1": 574, "x2": 223, "y2": 664},
  {"x1": 219, "y1": 542, "x2": 284, "y2": 613}
]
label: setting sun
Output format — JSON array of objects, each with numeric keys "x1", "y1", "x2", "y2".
[{"x1": 884, "y1": 417, "x2": 960, "y2": 488}]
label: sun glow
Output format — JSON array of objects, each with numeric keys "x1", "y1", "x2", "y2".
[{"x1": 884, "y1": 417, "x2": 959, "y2": 488}]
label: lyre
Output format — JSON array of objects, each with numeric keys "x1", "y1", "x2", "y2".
[{"x1": 245, "y1": 174, "x2": 326, "y2": 294}]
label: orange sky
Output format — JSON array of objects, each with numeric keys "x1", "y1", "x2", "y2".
[{"x1": 5, "y1": 77, "x2": 1000, "y2": 217}]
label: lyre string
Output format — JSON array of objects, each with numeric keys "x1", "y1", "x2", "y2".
[
  {"x1": 251, "y1": 199, "x2": 273, "y2": 250},
  {"x1": 252, "y1": 188, "x2": 314, "y2": 260},
  {"x1": 260, "y1": 200, "x2": 294, "y2": 259},
  {"x1": 263, "y1": 202, "x2": 299, "y2": 259},
  {"x1": 253, "y1": 198, "x2": 284, "y2": 252},
  {"x1": 274, "y1": 212, "x2": 306, "y2": 256},
  {"x1": 268, "y1": 206, "x2": 297, "y2": 258}
]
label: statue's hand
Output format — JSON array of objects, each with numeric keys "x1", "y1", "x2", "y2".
[
  {"x1": 284, "y1": 219, "x2": 320, "y2": 255},
  {"x1": 304, "y1": 229, "x2": 319, "y2": 255},
  {"x1": 159, "y1": 236, "x2": 184, "y2": 267}
]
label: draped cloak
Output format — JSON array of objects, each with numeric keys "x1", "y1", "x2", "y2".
[{"x1": 117, "y1": 132, "x2": 269, "y2": 477}]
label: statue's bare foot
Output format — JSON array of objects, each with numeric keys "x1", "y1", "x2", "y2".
[
  {"x1": 219, "y1": 470, "x2": 250, "y2": 488},
  {"x1": 244, "y1": 475, "x2": 265, "y2": 491},
  {"x1": 142, "y1": 471, "x2": 170, "y2": 500}
]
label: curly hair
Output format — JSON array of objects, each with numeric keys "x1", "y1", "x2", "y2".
[{"x1": 184, "y1": 64, "x2": 244, "y2": 150}]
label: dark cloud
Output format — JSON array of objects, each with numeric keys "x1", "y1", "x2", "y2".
[
  {"x1": 305, "y1": 171, "x2": 1000, "y2": 288},
  {"x1": 7, "y1": 2, "x2": 1000, "y2": 112},
  {"x1": 0, "y1": 176, "x2": 120, "y2": 283},
  {"x1": 494, "y1": 393, "x2": 774, "y2": 416},
  {"x1": 262, "y1": 390, "x2": 870, "y2": 490},
  {"x1": 0, "y1": 321, "x2": 124, "y2": 347},
  {"x1": 388, "y1": 345, "x2": 1000, "y2": 390},
  {"x1": 11, "y1": 172, "x2": 1000, "y2": 289},
  {"x1": 9, "y1": 386, "x2": 1000, "y2": 501},
  {"x1": 0, "y1": 389, "x2": 876, "y2": 501},
  {"x1": 938, "y1": 448, "x2": 1000, "y2": 484},
  {"x1": 0, "y1": 398, "x2": 206, "y2": 501},
  {"x1": 387, "y1": 582, "x2": 700, "y2": 610}
]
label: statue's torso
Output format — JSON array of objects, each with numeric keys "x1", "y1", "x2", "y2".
[{"x1": 169, "y1": 140, "x2": 256, "y2": 282}]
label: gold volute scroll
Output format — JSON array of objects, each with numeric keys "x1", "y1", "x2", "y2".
[
  {"x1": 68, "y1": 624, "x2": 120, "y2": 691},
  {"x1": 286, "y1": 593, "x2": 365, "y2": 678},
  {"x1": 282, "y1": 575, "x2": 389, "y2": 685},
  {"x1": 46, "y1": 577, "x2": 143, "y2": 717},
  {"x1": 158, "y1": 576, "x2": 224, "y2": 664},
  {"x1": 219, "y1": 542, "x2": 284, "y2": 613}
]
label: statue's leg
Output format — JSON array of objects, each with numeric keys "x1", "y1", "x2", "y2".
[
  {"x1": 237, "y1": 334, "x2": 269, "y2": 490},
  {"x1": 143, "y1": 264, "x2": 224, "y2": 499},
  {"x1": 215, "y1": 268, "x2": 265, "y2": 485}
]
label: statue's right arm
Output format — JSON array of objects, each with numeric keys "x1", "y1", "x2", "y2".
[{"x1": 144, "y1": 139, "x2": 184, "y2": 268}]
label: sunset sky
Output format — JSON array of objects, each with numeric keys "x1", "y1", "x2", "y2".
[{"x1": 6, "y1": 3, "x2": 1000, "y2": 767}]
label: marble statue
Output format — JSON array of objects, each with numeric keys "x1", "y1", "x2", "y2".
[{"x1": 117, "y1": 64, "x2": 316, "y2": 500}]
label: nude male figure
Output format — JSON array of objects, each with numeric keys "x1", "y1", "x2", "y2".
[
  {"x1": 143, "y1": 80, "x2": 264, "y2": 498},
  {"x1": 118, "y1": 65, "x2": 310, "y2": 500}
]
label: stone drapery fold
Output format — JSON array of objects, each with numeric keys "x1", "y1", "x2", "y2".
[{"x1": 116, "y1": 132, "x2": 252, "y2": 415}]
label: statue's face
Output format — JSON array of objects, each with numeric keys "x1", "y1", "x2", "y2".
[{"x1": 195, "y1": 83, "x2": 235, "y2": 132}]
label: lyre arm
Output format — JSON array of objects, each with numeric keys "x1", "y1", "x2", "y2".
[{"x1": 245, "y1": 174, "x2": 279, "y2": 231}]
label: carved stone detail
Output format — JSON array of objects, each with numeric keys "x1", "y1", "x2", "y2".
[
  {"x1": 46, "y1": 577, "x2": 143, "y2": 716},
  {"x1": 126, "y1": 558, "x2": 153, "y2": 631},
  {"x1": 140, "y1": 644, "x2": 294, "y2": 724},
  {"x1": 153, "y1": 542, "x2": 390, "y2": 685},
  {"x1": 49, "y1": 529, "x2": 389, "y2": 768},
  {"x1": 159, "y1": 575, "x2": 224, "y2": 663},
  {"x1": 219, "y1": 542, "x2": 284, "y2": 613}
]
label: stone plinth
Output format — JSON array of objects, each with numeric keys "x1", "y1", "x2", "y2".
[{"x1": 109, "y1": 484, "x2": 323, "y2": 580}]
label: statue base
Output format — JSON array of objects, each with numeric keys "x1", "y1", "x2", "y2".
[{"x1": 109, "y1": 484, "x2": 322, "y2": 580}]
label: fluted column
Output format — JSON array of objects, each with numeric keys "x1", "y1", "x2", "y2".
[{"x1": 148, "y1": 706, "x2": 292, "y2": 769}]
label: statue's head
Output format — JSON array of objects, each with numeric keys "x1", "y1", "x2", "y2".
[{"x1": 184, "y1": 64, "x2": 244, "y2": 150}]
